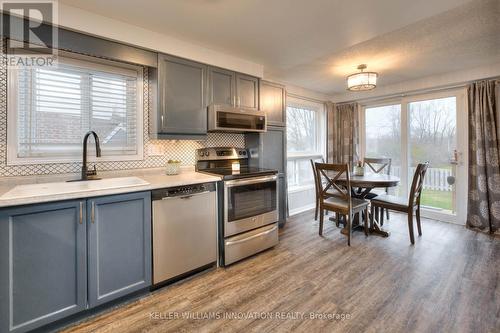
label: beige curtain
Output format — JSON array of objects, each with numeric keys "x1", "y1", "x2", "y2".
[
  {"x1": 327, "y1": 102, "x2": 360, "y2": 165},
  {"x1": 467, "y1": 80, "x2": 500, "y2": 234}
]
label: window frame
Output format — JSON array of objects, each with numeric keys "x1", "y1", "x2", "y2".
[
  {"x1": 286, "y1": 97, "x2": 327, "y2": 191},
  {"x1": 7, "y1": 53, "x2": 144, "y2": 165}
]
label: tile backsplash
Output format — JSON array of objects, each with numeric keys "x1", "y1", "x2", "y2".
[{"x1": 0, "y1": 44, "x2": 244, "y2": 177}]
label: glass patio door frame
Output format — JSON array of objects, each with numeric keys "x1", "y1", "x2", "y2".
[{"x1": 360, "y1": 87, "x2": 468, "y2": 225}]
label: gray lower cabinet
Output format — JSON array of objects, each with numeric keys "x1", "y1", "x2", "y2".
[
  {"x1": 157, "y1": 54, "x2": 208, "y2": 138},
  {"x1": 87, "y1": 192, "x2": 151, "y2": 307},
  {"x1": 246, "y1": 126, "x2": 287, "y2": 226},
  {"x1": 278, "y1": 174, "x2": 287, "y2": 227},
  {"x1": 259, "y1": 80, "x2": 286, "y2": 126},
  {"x1": 248, "y1": 126, "x2": 286, "y2": 174},
  {"x1": 0, "y1": 191, "x2": 152, "y2": 333},
  {"x1": 0, "y1": 200, "x2": 87, "y2": 333}
]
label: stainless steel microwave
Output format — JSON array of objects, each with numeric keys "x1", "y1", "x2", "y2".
[{"x1": 208, "y1": 105, "x2": 267, "y2": 133}]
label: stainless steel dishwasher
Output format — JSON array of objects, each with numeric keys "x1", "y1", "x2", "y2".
[{"x1": 152, "y1": 182, "x2": 217, "y2": 286}]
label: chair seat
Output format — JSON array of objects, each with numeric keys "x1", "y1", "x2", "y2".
[
  {"x1": 370, "y1": 194, "x2": 410, "y2": 211},
  {"x1": 323, "y1": 195, "x2": 369, "y2": 213},
  {"x1": 364, "y1": 192, "x2": 379, "y2": 199}
]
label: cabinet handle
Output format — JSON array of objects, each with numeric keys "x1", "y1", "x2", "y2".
[
  {"x1": 161, "y1": 115, "x2": 164, "y2": 127},
  {"x1": 79, "y1": 202, "x2": 83, "y2": 224},
  {"x1": 91, "y1": 202, "x2": 95, "y2": 224},
  {"x1": 237, "y1": 96, "x2": 241, "y2": 107}
]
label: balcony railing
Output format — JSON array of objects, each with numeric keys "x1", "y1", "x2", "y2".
[{"x1": 390, "y1": 166, "x2": 453, "y2": 192}]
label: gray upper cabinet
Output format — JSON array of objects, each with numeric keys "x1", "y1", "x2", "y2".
[
  {"x1": 157, "y1": 54, "x2": 208, "y2": 138},
  {"x1": 208, "y1": 67, "x2": 259, "y2": 111},
  {"x1": 208, "y1": 67, "x2": 235, "y2": 107},
  {"x1": 0, "y1": 200, "x2": 87, "y2": 333},
  {"x1": 87, "y1": 192, "x2": 151, "y2": 308},
  {"x1": 236, "y1": 74, "x2": 259, "y2": 111},
  {"x1": 259, "y1": 81, "x2": 286, "y2": 126}
]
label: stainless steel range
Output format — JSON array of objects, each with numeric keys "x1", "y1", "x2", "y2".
[{"x1": 196, "y1": 147, "x2": 279, "y2": 266}]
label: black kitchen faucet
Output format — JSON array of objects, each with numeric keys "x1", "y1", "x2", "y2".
[{"x1": 81, "y1": 130, "x2": 101, "y2": 180}]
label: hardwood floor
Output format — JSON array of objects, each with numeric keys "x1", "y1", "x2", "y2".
[{"x1": 63, "y1": 211, "x2": 499, "y2": 333}]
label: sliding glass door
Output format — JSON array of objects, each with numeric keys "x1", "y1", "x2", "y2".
[
  {"x1": 362, "y1": 89, "x2": 468, "y2": 224},
  {"x1": 408, "y1": 97, "x2": 457, "y2": 214},
  {"x1": 364, "y1": 104, "x2": 402, "y2": 196}
]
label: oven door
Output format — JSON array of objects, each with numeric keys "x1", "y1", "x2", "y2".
[{"x1": 224, "y1": 175, "x2": 278, "y2": 237}]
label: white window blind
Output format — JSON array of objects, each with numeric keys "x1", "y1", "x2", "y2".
[{"x1": 8, "y1": 55, "x2": 143, "y2": 163}]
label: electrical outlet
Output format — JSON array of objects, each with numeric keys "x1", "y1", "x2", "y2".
[{"x1": 148, "y1": 145, "x2": 163, "y2": 156}]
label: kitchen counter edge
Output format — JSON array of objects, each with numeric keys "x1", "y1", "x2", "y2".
[{"x1": 0, "y1": 171, "x2": 222, "y2": 208}]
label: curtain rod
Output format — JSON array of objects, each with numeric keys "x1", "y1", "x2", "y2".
[{"x1": 335, "y1": 76, "x2": 500, "y2": 106}]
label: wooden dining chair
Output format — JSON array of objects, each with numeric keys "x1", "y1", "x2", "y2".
[
  {"x1": 363, "y1": 157, "x2": 392, "y2": 224},
  {"x1": 310, "y1": 158, "x2": 325, "y2": 221},
  {"x1": 315, "y1": 163, "x2": 369, "y2": 246},
  {"x1": 370, "y1": 162, "x2": 429, "y2": 245}
]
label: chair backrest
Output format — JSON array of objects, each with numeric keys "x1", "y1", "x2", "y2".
[
  {"x1": 363, "y1": 157, "x2": 392, "y2": 175},
  {"x1": 309, "y1": 158, "x2": 325, "y2": 195},
  {"x1": 310, "y1": 159, "x2": 321, "y2": 197},
  {"x1": 408, "y1": 162, "x2": 429, "y2": 207},
  {"x1": 315, "y1": 163, "x2": 352, "y2": 207}
]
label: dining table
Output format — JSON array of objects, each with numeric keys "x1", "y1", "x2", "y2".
[{"x1": 330, "y1": 173, "x2": 400, "y2": 237}]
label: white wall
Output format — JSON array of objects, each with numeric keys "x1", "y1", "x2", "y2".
[{"x1": 57, "y1": 3, "x2": 264, "y2": 77}]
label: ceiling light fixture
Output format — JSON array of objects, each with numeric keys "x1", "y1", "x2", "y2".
[{"x1": 346, "y1": 64, "x2": 377, "y2": 91}]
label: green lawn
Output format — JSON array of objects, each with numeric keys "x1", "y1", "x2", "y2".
[{"x1": 420, "y1": 189, "x2": 453, "y2": 211}]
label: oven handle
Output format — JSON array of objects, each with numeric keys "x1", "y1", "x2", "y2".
[
  {"x1": 225, "y1": 225, "x2": 278, "y2": 246},
  {"x1": 225, "y1": 175, "x2": 277, "y2": 187}
]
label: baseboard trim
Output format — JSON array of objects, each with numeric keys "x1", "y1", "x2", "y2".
[{"x1": 289, "y1": 204, "x2": 316, "y2": 216}]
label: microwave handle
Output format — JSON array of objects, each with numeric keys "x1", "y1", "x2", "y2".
[{"x1": 225, "y1": 175, "x2": 277, "y2": 187}]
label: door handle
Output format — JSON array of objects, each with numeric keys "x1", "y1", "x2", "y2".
[
  {"x1": 160, "y1": 190, "x2": 212, "y2": 200},
  {"x1": 225, "y1": 175, "x2": 277, "y2": 187},
  {"x1": 79, "y1": 201, "x2": 83, "y2": 224},
  {"x1": 91, "y1": 202, "x2": 95, "y2": 224}
]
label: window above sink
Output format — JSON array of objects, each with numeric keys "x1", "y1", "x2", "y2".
[{"x1": 6, "y1": 52, "x2": 144, "y2": 165}]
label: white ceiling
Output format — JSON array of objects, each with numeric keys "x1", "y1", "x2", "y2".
[{"x1": 59, "y1": 0, "x2": 499, "y2": 95}]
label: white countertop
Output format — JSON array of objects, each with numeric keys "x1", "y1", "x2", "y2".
[{"x1": 0, "y1": 167, "x2": 221, "y2": 208}]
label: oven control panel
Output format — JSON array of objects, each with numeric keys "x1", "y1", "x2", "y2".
[
  {"x1": 151, "y1": 182, "x2": 216, "y2": 200},
  {"x1": 196, "y1": 147, "x2": 247, "y2": 161}
]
